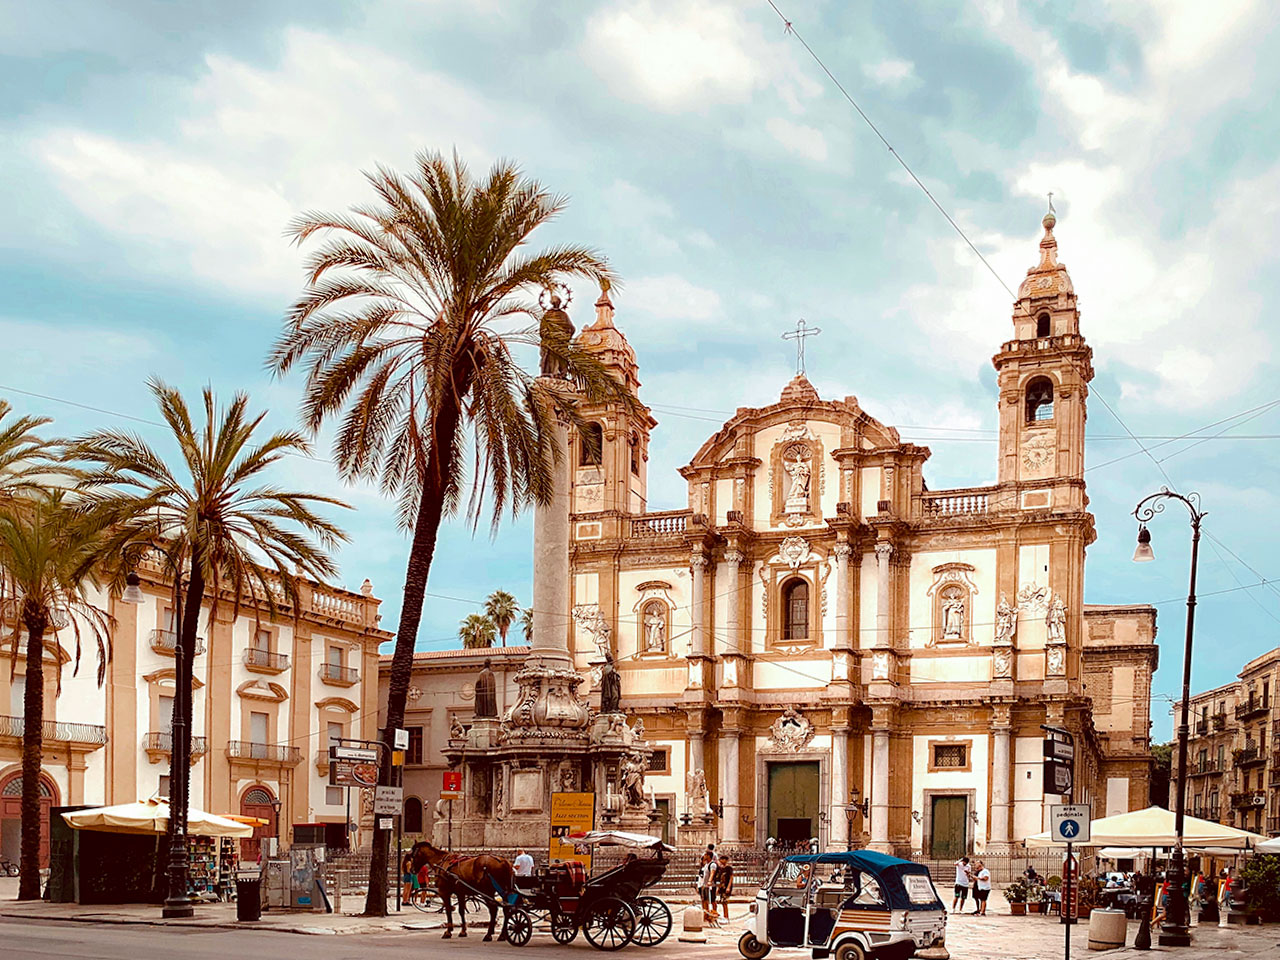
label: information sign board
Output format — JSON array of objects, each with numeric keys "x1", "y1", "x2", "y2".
[
  {"x1": 549, "y1": 792, "x2": 595, "y2": 869},
  {"x1": 374, "y1": 785, "x2": 403, "y2": 816},
  {"x1": 1050, "y1": 804, "x2": 1091, "y2": 843}
]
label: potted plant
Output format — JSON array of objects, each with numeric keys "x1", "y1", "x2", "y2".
[
  {"x1": 1028, "y1": 883, "x2": 1047, "y2": 913},
  {"x1": 1005, "y1": 877, "x2": 1029, "y2": 915},
  {"x1": 1077, "y1": 876, "x2": 1101, "y2": 920}
]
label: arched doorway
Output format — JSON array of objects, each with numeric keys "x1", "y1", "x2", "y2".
[
  {"x1": 1, "y1": 772, "x2": 59, "y2": 868},
  {"x1": 239, "y1": 785, "x2": 277, "y2": 861},
  {"x1": 403, "y1": 796, "x2": 423, "y2": 834}
]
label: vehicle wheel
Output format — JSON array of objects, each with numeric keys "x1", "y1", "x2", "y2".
[
  {"x1": 632, "y1": 896, "x2": 672, "y2": 947},
  {"x1": 738, "y1": 931, "x2": 772, "y2": 960},
  {"x1": 504, "y1": 909, "x2": 533, "y2": 946},
  {"x1": 551, "y1": 916, "x2": 579, "y2": 944},
  {"x1": 410, "y1": 888, "x2": 440, "y2": 913},
  {"x1": 463, "y1": 894, "x2": 487, "y2": 917},
  {"x1": 833, "y1": 942, "x2": 867, "y2": 960},
  {"x1": 583, "y1": 897, "x2": 636, "y2": 951}
]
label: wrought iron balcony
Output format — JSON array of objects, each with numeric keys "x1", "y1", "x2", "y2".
[
  {"x1": 143, "y1": 731, "x2": 207, "y2": 762},
  {"x1": 1235, "y1": 698, "x2": 1269, "y2": 721},
  {"x1": 149, "y1": 629, "x2": 206, "y2": 656},
  {"x1": 1189, "y1": 758, "x2": 1223, "y2": 776},
  {"x1": 1229, "y1": 790, "x2": 1266, "y2": 809},
  {"x1": 1233, "y1": 744, "x2": 1264, "y2": 767},
  {"x1": 226, "y1": 740, "x2": 301, "y2": 764},
  {"x1": 318, "y1": 662, "x2": 359, "y2": 686},
  {"x1": 1194, "y1": 720, "x2": 1208, "y2": 736},
  {"x1": 243, "y1": 648, "x2": 290, "y2": 674},
  {"x1": 1212, "y1": 712, "x2": 1227, "y2": 731},
  {"x1": 0, "y1": 715, "x2": 107, "y2": 745}
]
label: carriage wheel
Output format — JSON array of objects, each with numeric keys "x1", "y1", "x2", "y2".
[
  {"x1": 410, "y1": 887, "x2": 442, "y2": 913},
  {"x1": 551, "y1": 916, "x2": 579, "y2": 944},
  {"x1": 583, "y1": 897, "x2": 636, "y2": 951},
  {"x1": 463, "y1": 894, "x2": 487, "y2": 916},
  {"x1": 504, "y1": 909, "x2": 533, "y2": 947},
  {"x1": 631, "y1": 896, "x2": 672, "y2": 947}
]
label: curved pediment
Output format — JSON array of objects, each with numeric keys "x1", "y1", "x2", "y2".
[{"x1": 236, "y1": 679, "x2": 288, "y2": 702}]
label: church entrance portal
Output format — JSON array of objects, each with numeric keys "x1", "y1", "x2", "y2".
[
  {"x1": 767, "y1": 761, "x2": 819, "y2": 848},
  {"x1": 929, "y1": 795, "x2": 968, "y2": 860}
]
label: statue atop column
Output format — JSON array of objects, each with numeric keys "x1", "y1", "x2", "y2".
[
  {"x1": 538, "y1": 285, "x2": 575, "y2": 378},
  {"x1": 599, "y1": 650, "x2": 622, "y2": 713},
  {"x1": 475, "y1": 658, "x2": 498, "y2": 718}
]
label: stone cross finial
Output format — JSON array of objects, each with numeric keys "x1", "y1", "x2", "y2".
[{"x1": 782, "y1": 318, "x2": 822, "y2": 375}]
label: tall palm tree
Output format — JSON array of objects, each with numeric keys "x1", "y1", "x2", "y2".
[
  {"x1": 70, "y1": 379, "x2": 348, "y2": 917},
  {"x1": 0, "y1": 401, "x2": 56, "y2": 502},
  {"x1": 269, "y1": 150, "x2": 635, "y2": 914},
  {"x1": 484, "y1": 590, "x2": 518, "y2": 647},
  {"x1": 519, "y1": 606, "x2": 534, "y2": 644},
  {"x1": 0, "y1": 492, "x2": 116, "y2": 899},
  {"x1": 458, "y1": 612, "x2": 495, "y2": 649}
]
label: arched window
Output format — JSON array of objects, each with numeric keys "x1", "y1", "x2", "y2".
[
  {"x1": 1036, "y1": 312, "x2": 1051, "y2": 337},
  {"x1": 404, "y1": 796, "x2": 423, "y2": 833},
  {"x1": 579, "y1": 422, "x2": 603, "y2": 466},
  {"x1": 1025, "y1": 377, "x2": 1054, "y2": 422},
  {"x1": 782, "y1": 579, "x2": 809, "y2": 641},
  {"x1": 629, "y1": 435, "x2": 641, "y2": 475}
]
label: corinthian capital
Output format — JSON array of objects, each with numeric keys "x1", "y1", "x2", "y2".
[
  {"x1": 723, "y1": 550, "x2": 746, "y2": 566},
  {"x1": 874, "y1": 541, "x2": 894, "y2": 562}
]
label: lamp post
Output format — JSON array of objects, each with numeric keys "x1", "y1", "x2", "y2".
[
  {"x1": 845, "y1": 788, "x2": 868, "y2": 851},
  {"x1": 1133, "y1": 487, "x2": 1206, "y2": 948}
]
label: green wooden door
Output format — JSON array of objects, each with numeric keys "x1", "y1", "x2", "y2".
[
  {"x1": 768, "y1": 762, "x2": 820, "y2": 846},
  {"x1": 930, "y1": 795, "x2": 968, "y2": 860}
]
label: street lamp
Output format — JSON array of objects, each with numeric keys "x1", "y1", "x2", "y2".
[
  {"x1": 1133, "y1": 487, "x2": 1206, "y2": 948},
  {"x1": 120, "y1": 571, "x2": 145, "y2": 605},
  {"x1": 845, "y1": 788, "x2": 868, "y2": 852}
]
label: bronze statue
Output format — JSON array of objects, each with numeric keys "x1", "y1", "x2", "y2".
[
  {"x1": 538, "y1": 292, "x2": 575, "y2": 378},
  {"x1": 600, "y1": 650, "x2": 622, "y2": 713},
  {"x1": 475, "y1": 658, "x2": 498, "y2": 718}
]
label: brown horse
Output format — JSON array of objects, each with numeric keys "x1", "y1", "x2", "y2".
[{"x1": 411, "y1": 841, "x2": 515, "y2": 941}]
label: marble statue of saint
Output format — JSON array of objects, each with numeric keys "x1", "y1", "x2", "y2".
[
  {"x1": 1047, "y1": 644, "x2": 1065, "y2": 675},
  {"x1": 993, "y1": 647, "x2": 1012, "y2": 678},
  {"x1": 783, "y1": 448, "x2": 811, "y2": 501},
  {"x1": 600, "y1": 651, "x2": 622, "y2": 713},
  {"x1": 538, "y1": 293, "x2": 575, "y2": 378},
  {"x1": 449, "y1": 715, "x2": 465, "y2": 740},
  {"x1": 474, "y1": 658, "x2": 498, "y2": 718},
  {"x1": 995, "y1": 594, "x2": 1016, "y2": 645},
  {"x1": 621, "y1": 755, "x2": 646, "y2": 808},
  {"x1": 1047, "y1": 593, "x2": 1067, "y2": 643},
  {"x1": 643, "y1": 604, "x2": 666, "y2": 651},
  {"x1": 687, "y1": 768, "x2": 710, "y2": 816},
  {"x1": 941, "y1": 593, "x2": 965, "y2": 640}
]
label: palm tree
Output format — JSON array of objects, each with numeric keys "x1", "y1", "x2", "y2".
[
  {"x1": 0, "y1": 401, "x2": 56, "y2": 502},
  {"x1": 458, "y1": 612, "x2": 495, "y2": 649},
  {"x1": 70, "y1": 379, "x2": 348, "y2": 917},
  {"x1": 269, "y1": 150, "x2": 635, "y2": 914},
  {"x1": 484, "y1": 590, "x2": 518, "y2": 647},
  {"x1": 0, "y1": 492, "x2": 116, "y2": 899},
  {"x1": 519, "y1": 606, "x2": 534, "y2": 644}
]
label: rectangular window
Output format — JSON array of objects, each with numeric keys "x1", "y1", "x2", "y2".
[
  {"x1": 1265, "y1": 682, "x2": 1271, "y2": 709},
  {"x1": 933, "y1": 744, "x2": 968, "y2": 768},
  {"x1": 328, "y1": 721, "x2": 343, "y2": 746},
  {"x1": 10, "y1": 675, "x2": 25, "y2": 717},
  {"x1": 250, "y1": 710, "x2": 269, "y2": 744},
  {"x1": 646, "y1": 748, "x2": 669, "y2": 773},
  {"x1": 163, "y1": 606, "x2": 176, "y2": 631},
  {"x1": 406, "y1": 726, "x2": 424, "y2": 766},
  {"x1": 254, "y1": 628, "x2": 271, "y2": 651},
  {"x1": 328, "y1": 645, "x2": 343, "y2": 667},
  {"x1": 159, "y1": 694, "x2": 175, "y2": 731},
  {"x1": 159, "y1": 775, "x2": 171, "y2": 799},
  {"x1": 325, "y1": 786, "x2": 343, "y2": 806}
]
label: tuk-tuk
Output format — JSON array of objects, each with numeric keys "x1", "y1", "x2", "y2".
[{"x1": 738, "y1": 850, "x2": 947, "y2": 960}]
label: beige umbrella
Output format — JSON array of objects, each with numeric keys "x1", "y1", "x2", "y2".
[
  {"x1": 1024, "y1": 806, "x2": 1267, "y2": 850},
  {"x1": 61, "y1": 798, "x2": 254, "y2": 838}
]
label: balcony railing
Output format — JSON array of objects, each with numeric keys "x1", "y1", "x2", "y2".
[
  {"x1": 1207, "y1": 805, "x2": 1221, "y2": 821},
  {"x1": 628, "y1": 511, "x2": 690, "y2": 538},
  {"x1": 226, "y1": 740, "x2": 301, "y2": 764},
  {"x1": 149, "y1": 629, "x2": 206, "y2": 656},
  {"x1": 319, "y1": 662, "x2": 359, "y2": 685},
  {"x1": 922, "y1": 490, "x2": 990, "y2": 518},
  {"x1": 1235, "y1": 698, "x2": 1269, "y2": 720},
  {"x1": 1233, "y1": 744, "x2": 1264, "y2": 767},
  {"x1": 243, "y1": 648, "x2": 290, "y2": 673},
  {"x1": 1212, "y1": 713, "x2": 1227, "y2": 730},
  {"x1": 1194, "y1": 720, "x2": 1208, "y2": 736},
  {"x1": 1190, "y1": 758, "x2": 1223, "y2": 776},
  {"x1": 143, "y1": 731, "x2": 208, "y2": 758},
  {"x1": 1229, "y1": 790, "x2": 1266, "y2": 809},
  {"x1": 0, "y1": 715, "x2": 108, "y2": 745}
]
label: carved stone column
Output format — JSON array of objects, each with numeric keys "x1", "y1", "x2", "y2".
[
  {"x1": 870, "y1": 725, "x2": 891, "y2": 852},
  {"x1": 834, "y1": 540, "x2": 852, "y2": 656},
  {"x1": 830, "y1": 725, "x2": 849, "y2": 850},
  {"x1": 531, "y1": 389, "x2": 574, "y2": 669},
  {"x1": 990, "y1": 704, "x2": 1013, "y2": 850},
  {"x1": 688, "y1": 552, "x2": 708, "y2": 668},
  {"x1": 722, "y1": 727, "x2": 741, "y2": 843},
  {"x1": 723, "y1": 550, "x2": 743, "y2": 653},
  {"x1": 874, "y1": 541, "x2": 893, "y2": 647}
]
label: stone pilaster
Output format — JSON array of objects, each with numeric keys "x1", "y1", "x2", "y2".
[
  {"x1": 990, "y1": 703, "x2": 1013, "y2": 851},
  {"x1": 830, "y1": 723, "x2": 849, "y2": 850}
]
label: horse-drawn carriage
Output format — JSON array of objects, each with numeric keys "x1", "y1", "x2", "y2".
[{"x1": 411, "y1": 830, "x2": 672, "y2": 951}]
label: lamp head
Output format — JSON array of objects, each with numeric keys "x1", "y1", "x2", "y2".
[
  {"x1": 120, "y1": 571, "x2": 145, "y2": 605},
  {"x1": 1132, "y1": 524, "x2": 1154, "y2": 563}
]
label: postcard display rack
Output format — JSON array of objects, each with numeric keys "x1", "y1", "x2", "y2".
[{"x1": 187, "y1": 836, "x2": 240, "y2": 900}]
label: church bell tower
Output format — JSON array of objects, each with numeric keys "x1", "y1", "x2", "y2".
[{"x1": 993, "y1": 208, "x2": 1093, "y2": 513}]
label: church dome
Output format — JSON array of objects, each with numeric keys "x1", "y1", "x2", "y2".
[{"x1": 1017, "y1": 209, "x2": 1074, "y2": 300}]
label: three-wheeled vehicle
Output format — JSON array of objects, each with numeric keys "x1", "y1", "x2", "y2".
[{"x1": 738, "y1": 850, "x2": 947, "y2": 960}]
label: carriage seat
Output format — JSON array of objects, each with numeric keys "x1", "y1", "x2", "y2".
[{"x1": 550, "y1": 860, "x2": 588, "y2": 897}]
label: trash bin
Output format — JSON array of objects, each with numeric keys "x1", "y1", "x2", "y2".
[
  {"x1": 236, "y1": 876, "x2": 262, "y2": 922},
  {"x1": 1087, "y1": 908, "x2": 1127, "y2": 950}
]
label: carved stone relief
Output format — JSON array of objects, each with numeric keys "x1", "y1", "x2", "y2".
[{"x1": 766, "y1": 705, "x2": 816, "y2": 752}]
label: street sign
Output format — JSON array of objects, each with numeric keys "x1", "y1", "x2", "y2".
[
  {"x1": 330, "y1": 746, "x2": 380, "y2": 788},
  {"x1": 378, "y1": 817, "x2": 394, "y2": 831},
  {"x1": 393, "y1": 727, "x2": 409, "y2": 751},
  {"x1": 1043, "y1": 739, "x2": 1075, "y2": 762},
  {"x1": 331, "y1": 745, "x2": 378, "y2": 762},
  {"x1": 1051, "y1": 804, "x2": 1091, "y2": 843},
  {"x1": 374, "y1": 785, "x2": 403, "y2": 816},
  {"x1": 1043, "y1": 758, "x2": 1073, "y2": 796},
  {"x1": 443, "y1": 770, "x2": 462, "y2": 792},
  {"x1": 440, "y1": 791, "x2": 462, "y2": 800},
  {"x1": 391, "y1": 750, "x2": 405, "y2": 767}
]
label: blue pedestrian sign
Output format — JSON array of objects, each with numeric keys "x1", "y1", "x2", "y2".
[{"x1": 1050, "y1": 804, "x2": 1091, "y2": 843}]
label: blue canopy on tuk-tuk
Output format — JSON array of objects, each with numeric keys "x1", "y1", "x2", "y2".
[{"x1": 782, "y1": 850, "x2": 942, "y2": 911}]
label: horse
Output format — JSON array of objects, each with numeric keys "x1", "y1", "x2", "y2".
[{"x1": 410, "y1": 840, "x2": 515, "y2": 941}]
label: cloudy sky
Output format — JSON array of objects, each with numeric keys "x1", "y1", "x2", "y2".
[{"x1": 4, "y1": 1, "x2": 1278, "y2": 737}]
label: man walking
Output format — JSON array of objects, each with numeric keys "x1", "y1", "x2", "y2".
[
  {"x1": 973, "y1": 860, "x2": 991, "y2": 916},
  {"x1": 952, "y1": 856, "x2": 972, "y2": 913},
  {"x1": 715, "y1": 853, "x2": 735, "y2": 920}
]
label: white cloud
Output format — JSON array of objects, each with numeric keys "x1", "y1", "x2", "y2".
[
  {"x1": 765, "y1": 117, "x2": 828, "y2": 163},
  {"x1": 623, "y1": 274, "x2": 722, "y2": 322},
  {"x1": 863, "y1": 58, "x2": 917, "y2": 87}
]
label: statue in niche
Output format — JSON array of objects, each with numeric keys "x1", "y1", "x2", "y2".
[
  {"x1": 620, "y1": 754, "x2": 646, "y2": 808},
  {"x1": 1047, "y1": 593, "x2": 1067, "y2": 644},
  {"x1": 783, "y1": 444, "x2": 812, "y2": 505},
  {"x1": 993, "y1": 647, "x2": 1012, "y2": 678},
  {"x1": 643, "y1": 602, "x2": 667, "y2": 652},
  {"x1": 1047, "y1": 645, "x2": 1065, "y2": 676},
  {"x1": 474, "y1": 658, "x2": 498, "y2": 718},
  {"x1": 600, "y1": 651, "x2": 622, "y2": 713},
  {"x1": 995, "y1": 594, "x2": 1016, "y2": 645},
  {"x1": 687, "y1": 768, "x2": 710, "y2": 816},
  {"x1": 941, "y1": 589, "x2": 966, "y2": 641},
  {"x1": 538, "y1": 288, "x2": 574, "y2": 378}
]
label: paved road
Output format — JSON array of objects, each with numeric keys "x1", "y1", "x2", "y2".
[{"x1": 1, "y1": 916, "x2": 732, "y2": 960}]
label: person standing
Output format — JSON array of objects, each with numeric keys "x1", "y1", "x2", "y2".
[
  {"x1": 514, "y1": 848, "x2": 534, "y2": 877},
  {"x1": 973, "y1": 860, "x2": 991, "y2": 916},
  {"x1": 715, "y1": 853, "x2": 735, "y2": 920},
  {"x1": 952, "y1": 856, "x2": 972, "y2": 913},
  {"x1": 697, "y1": 852, "x2": 718, "y2": 920}
]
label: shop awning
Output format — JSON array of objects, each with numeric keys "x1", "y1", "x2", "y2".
[
  {"x1": 61, "y1": 799, "x2": 253, "y2": 838},
  {"x1": 1256, "y1": 835, "x2": 1280, "y2": 854},
  {"x1": 1024, "y1": 806, "x2": 1267, "y2": 850}
]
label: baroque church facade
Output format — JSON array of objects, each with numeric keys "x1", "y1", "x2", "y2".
[{"x1": 563, "y1": 212, "x2": 1158, "y2": 856}]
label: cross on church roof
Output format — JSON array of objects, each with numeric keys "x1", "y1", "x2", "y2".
[{"x1": 782, "y1": 318, "x2": 822, "y2": 376}]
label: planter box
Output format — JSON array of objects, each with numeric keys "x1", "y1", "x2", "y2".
[{"x1": 1010, "y1": 903, "x2": 1026, "y2": 915}]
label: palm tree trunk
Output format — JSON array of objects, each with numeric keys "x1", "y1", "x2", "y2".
[
  {"x1": 18, "y1": 603, "x2": 48, "y2": 900},
  {"x1": 163, "y1": 559, "x2": 203, "y2": 917},
  {"x1": 364, "y1": 381, "x2": 466, "y2": 916}
]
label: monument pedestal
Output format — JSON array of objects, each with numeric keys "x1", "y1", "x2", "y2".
[{"x1": 677, "y1": 815, "x2": 718, "y2": 850}]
